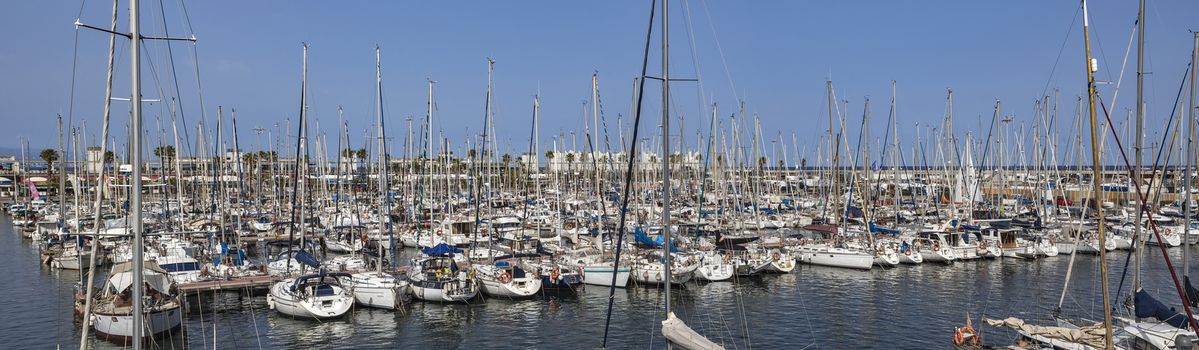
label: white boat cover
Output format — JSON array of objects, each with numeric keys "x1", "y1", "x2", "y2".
[
  {"x1": 985, "y1": 317, "x2": 1106, "y2": 349},
  {"x1": 107, "y1": 262, "x2": 172, "y2": 294},
  {"x1": 661, "y1": 312, "x2": 725, "y2": 350}
]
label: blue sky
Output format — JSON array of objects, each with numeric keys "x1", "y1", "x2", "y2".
[{"x1": 2, "y1": 1, "x2": 1197, "y2": 165}]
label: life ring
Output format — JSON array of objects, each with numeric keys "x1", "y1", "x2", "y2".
[
  {"x1": 904, "y1": 249, "x2": 911, "y2": 256},
  {"x1": 435, "y1": 228, "x2": 444, "y2": 235},
  {"x1": 933, "y1": 243, "x2": 940, "y2": 252},
  {"x1": 978, "y1": 240, "x2": 987, "y2": 249},
  {"x1": 550, "y1": 268, "x2": 561, "y2": 282},
  {"x1": 498, "y1": 271, "x2": 512, "y2": 284},
  {"x1": 772, "y1": 252, "x2": 781, "y2": 262},
  {"x1": 565, "y1": 222, "x2": 576, "y2": 230},
  {"x1": 953, "y1": 325, "x2": 977, "y2": 346}
]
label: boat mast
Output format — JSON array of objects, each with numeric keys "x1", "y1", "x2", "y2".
[
  {"x1": 1132, "y1": 0, "x2": 1144, "y2": 289},
  {"x1": 1187, "y1": 32, "x2": 1198, "y2": 277},
  {"x1": 1079, "y1": 1, "x2": 1113, "y2": 346},
  {"x1": 376, "y1": 45, "x2": 395, "y2": 270},
  {"x1": 660, "y1": 0, "x2": 673, "y2": 317},
  {"x1": 128, "y1": 0, "x2": 146, "y2": 344},
  {"x1": 77, "y1": 2, "x2": 118, "y2": 346},
  {"x1": 287, "y1": 43, "x2": 309, "y2": 275}
]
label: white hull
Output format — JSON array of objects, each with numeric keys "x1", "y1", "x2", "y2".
[
  {"x1": 91, "y1": 307, "x2": 182, "y2": 340},
  {"x1": 918, "y1": 248, "x2": 956, "y2": 263},
  {"x1": 897, "y1": 250, "x2": 923, "y2": 264},
  {"x1": 873, "y1": 251, "x2": 900, "y2": 268},
  {"x1": 348, "y1": 272, "x2": 408, "y2": 310},
  {"x1": 797, "y1": 248, "x2": 874, "y2": 270},
  {"x1": 51, "y1": 253, "x2": 92, "y2": 270},
  {"x1": 410, "y1": 280, "x2": 478, "y2": 302},
  {"x1": 268, "y1": 281, "x2": 354, "y2": 319},
  {"x1": 480, "y1": 277, "x2": 542, "y2": 298},
  {"x1": 582, "y1": 265, "x2": 631, "y2": 288},
  {"x1": 631, "y1": 263, "x2": 694, "y2": 286}
]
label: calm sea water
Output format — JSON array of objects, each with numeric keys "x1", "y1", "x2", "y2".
[{"x1": 5, "y1": 213, "x2": 1196, "y2": 349}]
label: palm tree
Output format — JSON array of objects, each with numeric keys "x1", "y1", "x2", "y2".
[
  {"x1": 242, "y1": 152, "x2": 259, "y2": 173},
  {"x1": 153, "y1": 145, "x2": 176, "y2": 170},
  {"x1": 39, "y1": 149, "x2": 58, "y2": 174}
]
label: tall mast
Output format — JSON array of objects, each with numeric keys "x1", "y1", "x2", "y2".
[
  {"x1": 1132, "y1": 0, "x2": 1145, "y2": 291},
  {"x1": 1080, "y1": 1, "x2": 1113, "y2": 346},
  {"x1": 287, "y1": 43, "x2": 309, "y2": 275},
  {"x1": 376, "y1": 45, "x2": 395, "y2": 270},
  {"x1": 128, "y1": 0, "x2": 146, "y2": 345},
  {"x1": 826, "y1": 81, "x2": 836, "y2": 224},
  {"x1": 891, "y1": 82, "x2": 900, "y2": 223},
  {"x1": 1187, "y1": 32, "x2": 1199, "y2": 277},
  {"x1": 57, "y1": 114, "x2": 66, "y2": 232},
  {"x1": 660, "y1": 0, "x2": 673, "y2": 317},
  {"x1": 592, "y1": 73, "x2": 601, "y2": 210}
]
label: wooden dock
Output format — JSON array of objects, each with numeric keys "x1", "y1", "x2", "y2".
[{"x1": 178, "y1": 275, "x2": 280, "y2": 295}]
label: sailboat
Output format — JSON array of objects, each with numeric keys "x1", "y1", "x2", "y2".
[
  {"x1": 266, "y1": 44, "x2": 356, "y2": 320},
  {"x1": 85, "y1": 262, "x2": 183, "y2": 341},
  {"x1": 345, "y1": 45, "x2": 410, "y2": 310},
  {"x1": 408, "y1": 243, "x2": 479, "y2": 302}
]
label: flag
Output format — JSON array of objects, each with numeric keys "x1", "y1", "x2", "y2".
[{"x1": 26, "y1": 179, "x2": 40, "y2": 201}]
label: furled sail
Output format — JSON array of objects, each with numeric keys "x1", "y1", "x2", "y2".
[{"x1": 661, "y1": 312, "x2": 725, "y2": 350}]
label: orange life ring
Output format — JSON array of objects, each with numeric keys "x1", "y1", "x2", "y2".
[
  {"x1": 550, "y1": 267, "x2": 561, "y2": 282},
  {"x1": 933, "y1": 243, "x2": 940, "y2": 252},
  {"x1": 772, "y1": 252, "x2": 781, "y2": 262},
  {"x1": 565, "y1": 222, "x2": 576, "y2": 230},
  {"x1": 498, "y1": 271, "x2": 512, "y2": 283},
  {"x1": 953, "y1": 325, "x2": 977, "y2": 346},
  {"x1": 904, "y1": 249, "x2": 911, "y2": 256}
]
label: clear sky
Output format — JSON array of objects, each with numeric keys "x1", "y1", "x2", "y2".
[{"x1": 2, "y1": 1, "x2": 1197, "y2": 166}]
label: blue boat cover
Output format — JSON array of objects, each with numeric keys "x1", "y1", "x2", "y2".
[
  {"x1": 1135, "y1": 289, "x2": 1191, "y2": 329},
  {"x1": 634, "y1": 227, "x2": 678, "y2": 252},
  {"x1": 869, "y1": 222, "x2": 900, "y2": 235},
  {"x1": 421, "y1": 243, "x2": 462, "y2": 257},
  {"x1": 294, "y1": 250, "x2": 322, "y2": 268}
]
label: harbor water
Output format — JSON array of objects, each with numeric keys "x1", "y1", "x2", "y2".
[{"x1": 5, "y1": 213, "x2": 1196, "y2": 349}]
